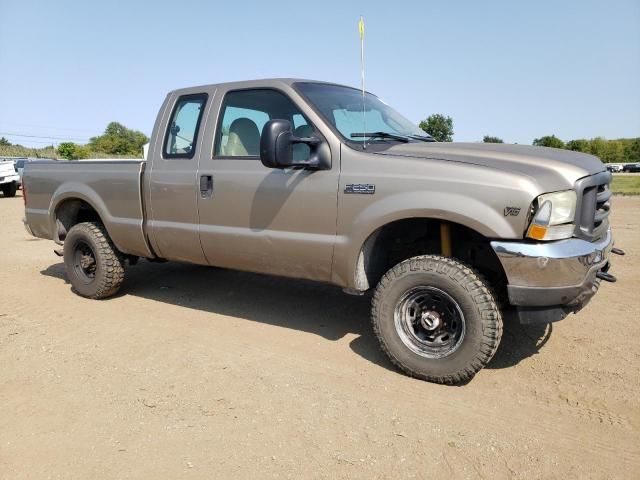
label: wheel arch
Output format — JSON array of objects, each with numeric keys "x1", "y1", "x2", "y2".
[
  {"x1": 53, "y1": 196, "x2": 105, "y2": 243},
  {"x1": 332, "y1": 190, "x2": 519, "y2": 291},
  {"x1": 49, "y1": 184, "x2": 112, "y2": 244},
  {"x1": 351, "y1": 216, "x2": 508, "y2": 295}
]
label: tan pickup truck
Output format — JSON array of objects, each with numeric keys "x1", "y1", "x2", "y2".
[{"x1": 23, "y1": 79, "x2": 622, "y2": 384}]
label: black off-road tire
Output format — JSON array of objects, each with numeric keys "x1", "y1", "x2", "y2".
[
  {"x1": 371, "y1": 255, "x2": 502, "y2": 385},
  {"x1": 63, "y1": 222, "x2": 125, "y2": 299},
  {"x1": 2, "y1": 182, "x2": 17, "y2": 197}
]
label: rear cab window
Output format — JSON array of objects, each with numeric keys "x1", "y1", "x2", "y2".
[{"x1": 164, "y1": 93, "x2": 208, "y2": 159}]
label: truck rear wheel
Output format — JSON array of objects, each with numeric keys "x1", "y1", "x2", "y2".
[
  {"x1": 2, "y1": 182, "x2": 17, "y2": 197},
  {"x1": 63, "y1": 222, "x2": 125, "y2": 299},
  {"x1": 371, "y1": 255, "x2": 502, "y2": 384}
]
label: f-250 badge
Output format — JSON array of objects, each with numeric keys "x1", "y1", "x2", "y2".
[
  {"x1": 504, "y1": 206, "x2": 521, "y2": 216},
  {"x1": 345, "y1": 184, "x2": 376, "y2": 194}
]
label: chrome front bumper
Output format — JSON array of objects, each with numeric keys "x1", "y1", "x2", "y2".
[{"x1": 491, "y1": 229, "x2": 613, "y2": 323}]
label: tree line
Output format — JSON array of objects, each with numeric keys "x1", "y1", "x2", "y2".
[
  {"x1": 0, "y1": 121, "x2": 148, "y2": 160},
  {"x1": 418, "y1": 114, "x2": 640, "y2": 163},
  {"x1": 531, "y1": 135, "x2": 639, "y2": 164}
]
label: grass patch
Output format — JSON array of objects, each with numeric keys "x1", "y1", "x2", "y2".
[{"x1": 611, "y1": 175, "x2": 640, "y2": 195}]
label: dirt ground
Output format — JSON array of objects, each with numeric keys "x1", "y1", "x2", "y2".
[{"x1": 1, "y1": 193, "x2": 639, "y2": 479}]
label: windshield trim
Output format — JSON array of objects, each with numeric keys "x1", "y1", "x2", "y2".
[{"x1": 292, "y1": 81, "x2": 422, "y2": 152}]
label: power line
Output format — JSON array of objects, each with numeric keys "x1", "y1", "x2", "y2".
[
  {"x1": 2, "y1": 138, "x2": 60, "y2": 145},
  {"x1": 0, "y1": 131, "x2": 91, "y2": 141}
]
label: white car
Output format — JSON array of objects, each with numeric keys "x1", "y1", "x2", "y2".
[{"x1": 0, "y1": 160, "x2": 20, "y2": 197}]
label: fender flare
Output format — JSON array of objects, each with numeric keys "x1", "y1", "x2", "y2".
[
  {"x1": 49, "y1": 184, "x2": 112, "y2": 238},
  {"x1": 333, "y1": 191, "x2": 520, "y2": 289}
]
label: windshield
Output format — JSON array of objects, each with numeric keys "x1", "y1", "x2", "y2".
[{"x1": 295, "y1": 82, "x2": 427, "y2": 147}]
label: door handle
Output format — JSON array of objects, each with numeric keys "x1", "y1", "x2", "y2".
[{"x1": 200, "y1": 175, "x2": 213, "y2": 198}]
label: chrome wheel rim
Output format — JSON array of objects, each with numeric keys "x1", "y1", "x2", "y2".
[{"x1": 394, "y1": 286, "x2": 465, "y2": 358}]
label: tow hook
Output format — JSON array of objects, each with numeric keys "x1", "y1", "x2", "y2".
[
  {"x1": 611, "y1": 247, "x2": 625, "y2": 256},
  {"x1": 596, "y1": 271, "x2": 617, "y2": 283},
  {"x1": 54, "y1": 249, "x2": 63, "y2": 257}
]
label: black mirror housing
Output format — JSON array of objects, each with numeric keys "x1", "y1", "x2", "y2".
[
  {"x1": 260, "y1": 119, "x2": 330, "y2": 170},
  {"x1": 260, "y1": 119, "x2": 292, "y2": 168}
]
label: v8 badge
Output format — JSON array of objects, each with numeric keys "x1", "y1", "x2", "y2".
[{"x1": 504, "y1": 206, "x2": 521, "y2": 217}]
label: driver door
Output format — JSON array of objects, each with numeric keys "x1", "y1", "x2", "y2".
[{"x1": 196, "y1": 88, "x2": 339, "y2": 282}]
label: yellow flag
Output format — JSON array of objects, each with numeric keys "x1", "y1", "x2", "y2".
[{"x1": 358, "y1": 16, "x2": 365, "y2": 40}]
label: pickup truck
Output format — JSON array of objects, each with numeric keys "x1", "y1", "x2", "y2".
[
  {"x1": 23, "y1": 79, "x2": 621, "y2": 384},
  {"x1": 1, "y1": 160, "x2": 20, "y2": 197}
]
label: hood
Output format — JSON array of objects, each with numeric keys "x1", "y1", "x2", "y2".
[{"x1": 376, "y1": 142, "x2": 605, "y2": 188}]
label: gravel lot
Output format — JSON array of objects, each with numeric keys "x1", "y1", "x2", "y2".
[{"x1": 1, "y1": 193, "x2": 639, "y2": 479}]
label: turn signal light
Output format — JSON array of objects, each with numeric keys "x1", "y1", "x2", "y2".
[{"x1": 527, "y1": 224, "x2": 547, "y2": 240}]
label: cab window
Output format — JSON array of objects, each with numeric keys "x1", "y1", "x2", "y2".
[
  {"x1": 215, "y1": 89, "x2": 312, "y2": 160},
  {"x1": 164, "y1": 94, "x2": 207, "y2": 159}
]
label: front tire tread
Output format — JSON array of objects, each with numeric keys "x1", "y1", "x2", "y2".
[{"x1": 371, "y1": 255, "x2": 502, "y2": 385}]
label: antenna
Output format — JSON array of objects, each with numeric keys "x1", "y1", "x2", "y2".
[{"x1": 358, "y1": 16, "x2": 366, "y2": 150}]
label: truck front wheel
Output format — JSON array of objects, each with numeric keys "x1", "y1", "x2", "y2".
[
  {"x1": 371, "y1": 255, "x2": 502, "y2": 385},
  {"x1": 63, "y1": 222, "x2": 125, "y2": 299}
]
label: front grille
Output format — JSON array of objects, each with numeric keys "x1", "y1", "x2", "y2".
[{"x1": 574, "y1": 171, "x2": 612, "y2": 241}]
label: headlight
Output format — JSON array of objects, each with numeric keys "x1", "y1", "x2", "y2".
[{"x1": 526, "y1": 190, "x2": 576, "y2": 241}]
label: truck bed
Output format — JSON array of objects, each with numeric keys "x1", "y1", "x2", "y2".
[{"x1": 23, "y1": 160, "x2": 152, "y2": 258}]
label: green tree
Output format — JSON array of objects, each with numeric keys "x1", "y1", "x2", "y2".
[
  {"x1": 0, "y1": 137, "x2": 11, "y2": 146},
  {"x1": 57, "y1": 142, "x2": 90, "y2": 160},
  {"x1": 419, "y1": 114, "x2": 454, "y2": 142},
  {"x1": 588, "y1": 137, "x2": 607, "y2": 160},
  {"x1": 88, "y1": 121, "x2": 149, "y2": 157},
  {"x1": 532, "y1": 135, "x2": 565, "y2": 149},
  {"x1": 565, "y1": 139, "x2": 590, "y2": 152},
  {"x1": 602, "y1": 140, "x2": 624, "y2": 164},
  {"x1": 623, "y1": 138, "x2": 640, "y2": 162},
  {"x1": 483, "y1": 135, "x2": 503, "y2": 143}
]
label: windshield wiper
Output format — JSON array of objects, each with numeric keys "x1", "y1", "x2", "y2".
[{"x1": 350, "y1": 132, "x2": 410, "y2": 143}]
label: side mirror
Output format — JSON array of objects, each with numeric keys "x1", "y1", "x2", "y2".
[{"x1": 260, "y1": 119, "x2": 330, "y2": 170}]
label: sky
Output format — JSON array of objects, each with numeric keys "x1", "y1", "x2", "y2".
[{"x1": 0, "y1": 0, "x2": 639, "y2": 147}]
